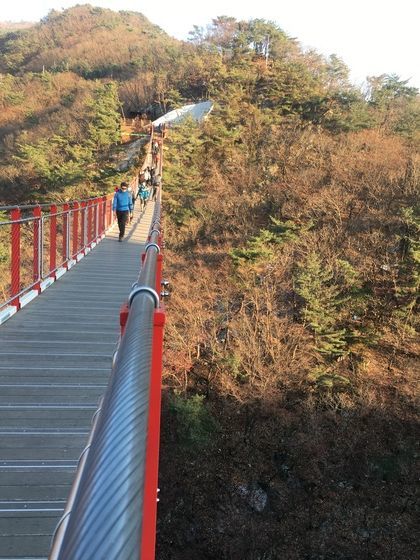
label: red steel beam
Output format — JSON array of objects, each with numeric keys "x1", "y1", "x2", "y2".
[{"x1": 140, "y1": 307, "x2": 166, "y2": 560}]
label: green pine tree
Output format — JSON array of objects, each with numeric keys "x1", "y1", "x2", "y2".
[
  {"x1": 87, "y1": 82, "x2": 121, "y2": 152},
  {"x1": 393, "y1": 206, "x2": 420, "y2": 335},
  {"x1": 295, "y1": 252, "x2": 348, "y2": 358}
]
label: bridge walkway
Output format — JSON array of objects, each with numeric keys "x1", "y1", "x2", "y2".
[{"x1": 0, "y1": 199, "x2": 156, "y2": 559}]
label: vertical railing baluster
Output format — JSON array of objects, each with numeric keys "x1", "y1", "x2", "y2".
[
  {"x1": 95, "y1": 199, "x2": 99, "y2": 241},
  {"x1": 102, "y1": 196, "x2": 107, "y2": 235},
  {"x1": 33, "y1": 206, "x2": 41, "y2": 293},
  {"x1": 10, "y1": 208, "x2": 21, "y2": 307},
  {"x1": 87, "y1": 200, "x2": 93, "y2": 247},
  {"x1": 81, "y1": 201, "x2": 87, "y2": 252},
  {"x1": 50, "y1": 204, "x2": 57, "y2": 277},
  {"x1": 40, "y1": 217, "x2": 45, "y2": 280},
  {"x1": 72, "y1": 201, "x2": 79, "y2": 258},
  {"x1": 63, "y1": 203, "x2": 70, "y2": 267}
]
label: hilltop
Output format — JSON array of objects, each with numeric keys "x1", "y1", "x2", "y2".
[
  {"x1": 0, "y1": 4, "x2": 180, "y2": 79},
  {"x1": 0, "y1": 5, "x2": 185, "y2": 203}
]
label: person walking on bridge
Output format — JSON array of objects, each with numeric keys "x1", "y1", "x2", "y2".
[
  {"x1": 113, "y1": 181, "x2": 133, "y2": 241},
  {"x1": 151, "y1": 173, "x2": 161, "y2": 201},
  {"x1": 143, "y1": 167, "x2": 151, "y2": 186},
  {"x1": 138, "y1": 182, "x2": 149, "y2": 211}
]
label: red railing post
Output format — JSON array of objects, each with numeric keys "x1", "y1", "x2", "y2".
[
  {"x1": 110, "y1": 194, "x2": 114, "y2": 226},
  {"x1": 10, "y1": 208, "x2": 21, "y2": 307},
  {"x1": 97, "y1": 198, "x2": 101, "y2": 239},
  {"x1": 87, "y1": 200, "x2": 93, "y2": 247},
  {"x1": 93, "y1": 198, "x2": 98, "y2": 242},
  {"x1": 140, "y1": 306, "x2": 166, "y2": 560},
  {"x1": 63, "y1": 202, "x2": 70, "y2": 267},
  {"x1": 102, "y1": 195, "x2": 107, "y2": 234},
  {"x1": 96, "y1": 197, "x2": 101, "y2": 237},
  {"x1": 33, "y1": 206, "x2": 42, "y2": 293},
  {"x1": 72, "y1": 201, "x2": 79, "y2": 258},
  {"x1": 81, "y1": 201, "x2": 87, "y2": 252},
  {"x1": 50, "y1": 204, "x2": 57, "y2": 278}
]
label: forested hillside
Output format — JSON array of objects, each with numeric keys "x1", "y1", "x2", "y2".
[
  {"x1": 0, "y1": 6, "x2": 180, "y2": 79},
  {"x1": 0, "y1": 6, "x2": 419, "y2": 559},
  {"x1": 157, "y1": 18, "x2": 419, "y2": 560},
  {"x1": 0, "y1": 4, "x2": 184, "y2": 203}
]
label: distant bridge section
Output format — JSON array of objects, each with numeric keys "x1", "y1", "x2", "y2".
[{"x1": 153, "y1": 100, "x2": 213, "y2": 128}]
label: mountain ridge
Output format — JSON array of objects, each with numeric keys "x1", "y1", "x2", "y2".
[{"x1": 0, "y1": 4, "x2": 181, "y2": 79}]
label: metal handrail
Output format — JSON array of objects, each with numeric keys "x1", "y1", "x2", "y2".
[{"x1": 0, "y1": 195, "x2": 111, "y2": 212}]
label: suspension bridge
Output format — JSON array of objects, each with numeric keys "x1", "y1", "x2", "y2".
[{"x1": 0, "y1": 132, "x2": 165, "y2": 559}]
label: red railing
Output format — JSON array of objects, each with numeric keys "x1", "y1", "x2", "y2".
[{"x1": 0, "y1": 195, "x2": 115, "y2": 311}]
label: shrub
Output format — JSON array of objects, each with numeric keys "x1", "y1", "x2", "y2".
[{"x1": 169, "y1": 393, "x2": 218, "y2": 450}]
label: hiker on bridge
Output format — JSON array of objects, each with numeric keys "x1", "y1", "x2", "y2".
[
  {"x1": 142, "y1": 167, "x2": 151, "y2": 186},
  {"x1": 113, "y1": 181, "x2": 133, "y2": 242},
  {"x1": 138, "y1": 182, "x2": 149, "y2": 211},
  {"x1": 152, "y1": 173, "x2": 161, "y2": 201}
]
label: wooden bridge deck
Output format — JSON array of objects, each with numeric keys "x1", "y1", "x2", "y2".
[{"x1": 0, "y1": 200, "x2": 155, "y2": 559}]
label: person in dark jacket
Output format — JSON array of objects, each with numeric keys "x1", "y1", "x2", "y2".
[
  {"x1": 113, "y1": 181, "x2": 133, "y2": 241},
  {"x1": 151, "y1": 174, "x2": 161, "y2": 201}
]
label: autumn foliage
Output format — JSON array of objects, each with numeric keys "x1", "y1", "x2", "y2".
[
  {"x1": 157, "y1": 23, "x2": 418, "y2": 557},
  {"x1": 0, "y1": 7, "x2": 418, "y2": 559}
]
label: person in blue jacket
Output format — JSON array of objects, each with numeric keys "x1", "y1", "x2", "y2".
[
  {"x1": 113, "y1": 181, "x2": 133, "y2": 241},
  {"x1": 138, "y1": 182, "x2": 149, "y2": 211}
]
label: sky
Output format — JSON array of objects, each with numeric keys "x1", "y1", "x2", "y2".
[{"x1": 1, "y1": 0, "x2": 419, "y2": 89}]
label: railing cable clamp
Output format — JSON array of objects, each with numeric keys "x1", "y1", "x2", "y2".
[
  {"x1": 129, "y1": 286, "x2": 160, "y2": 308},
  {"x1": 144, "y1": 242, "x2": 160, "y2": 254}
]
